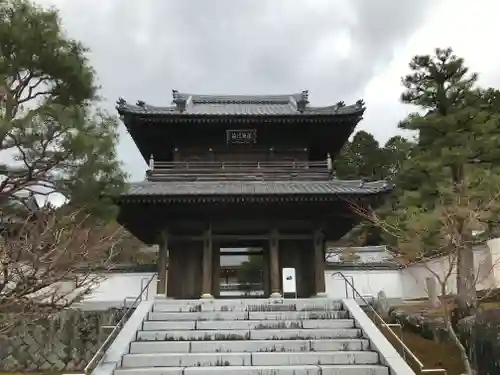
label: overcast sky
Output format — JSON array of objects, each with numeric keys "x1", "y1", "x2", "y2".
[{"x1": 37, "y1": 0, "x2": 500, "y2": 182}]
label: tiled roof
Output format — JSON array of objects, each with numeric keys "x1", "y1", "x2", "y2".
[
  {"x1": 121, "y1": 180, "x2": 392, "y2": 197},
  {"x1": 325, "y1": 262, "x2": 402, "y2": 270},
  {"x1": 116, "y1": 90, "x2": 365, "y2": 117}
]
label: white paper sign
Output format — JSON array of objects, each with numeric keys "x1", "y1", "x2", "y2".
[{"x1": 282, "y1": 268, "x2": 297, "y2": 294}]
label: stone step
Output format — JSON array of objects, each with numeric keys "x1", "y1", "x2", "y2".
[
  {"x1": 152, "y1": 300, "x2": 343, "y2": 313},
  {"x1": 129, "y1": 338, "x2": 371, "y2": 354},
  {"x1": 115, "y1": 364, "x2": 389, "y2": 375},
  {"x1": 152, "y1": 298, "x2": 339, "y2": 305},
  {"x1": 136, "y1": 328, "x2": 362, "y2": 341},
  {"x1": 148, "y1": 310, "x2": 349, "y2": 321},
  {"x1": 247, "y1": 311, "x2": 349, "y2": 320},
  {"x1": 141, "y1": 319, "x2": 355, "y2": 331},
  {"x1": 121, "y1": 351, "x2": 379, "y2": 368},
  {"x1": 149, "y1": 311, "x2": 248, "y2": 321}
]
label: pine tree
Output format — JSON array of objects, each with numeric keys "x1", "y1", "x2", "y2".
[
  {"x1": 396, "y1": 47, "x2": 500, "y2": 319},
  {"x1": 0, "y1": 0, "x2": 126, "y2": 219}
]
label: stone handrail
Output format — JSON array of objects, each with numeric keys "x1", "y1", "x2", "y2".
[
  {"x1": 85, "y1": 274, "x2": 156, "y2": 375},
  {"x1": 332, "y1": 272, "x2": 447, "y2": 375}
]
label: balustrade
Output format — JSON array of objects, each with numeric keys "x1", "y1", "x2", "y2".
[{"x1": 147, "y1": 160, "x2": 333, "y2": 181}]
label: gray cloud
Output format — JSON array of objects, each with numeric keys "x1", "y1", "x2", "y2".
[{"x1": 41, "y1": 0, "x2": 436, "y2": 180}]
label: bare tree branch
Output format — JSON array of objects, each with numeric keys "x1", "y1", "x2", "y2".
[
  {"x1": 0, "y1": 205, "x2": 124, "y2": 334},
  {"x1": 345, "y1": 187, "x2": 500, "y2": 375}
]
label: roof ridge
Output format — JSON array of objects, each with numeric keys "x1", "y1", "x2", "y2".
[{"x1": 172, "y1": 91, "x2": 306, "y2": 104}]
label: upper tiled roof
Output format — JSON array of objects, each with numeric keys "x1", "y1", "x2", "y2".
[
  {"x1": 120, "y1": 180, "x2": 392, "y2": 197},
  {"x1": 116, "y1": 90, "x2": 365, "y2": 117}
]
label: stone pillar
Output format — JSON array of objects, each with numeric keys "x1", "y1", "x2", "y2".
[
  {"x1": 201, "y1": 226, "x2": 214, "y2": 299},
  {"x1": 269, "y1": 229, "x2": 281, "y2": 298},
  {"x1": 426, "y1": 277, "x2": 440, "y2": 308},
  {"x1": 313, "y1": 229, "x2": 327, "y2": 297},
  {"x1": 156, "y1": 230, "x2": 168, "y2": 296}
]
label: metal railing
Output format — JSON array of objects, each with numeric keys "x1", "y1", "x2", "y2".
[
  {"x1": 331, "y1": 272, "x2": 448, "y2": 375},
  {"x1": 84, "y1": 273, "x2": 156, "y2": 375}
]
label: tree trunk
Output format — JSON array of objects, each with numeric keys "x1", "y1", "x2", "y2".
[
  {"x1": 456, "y1": 246, "x2": 477, "y2": 320},
  {"x1": 442, "y1": 285, "x2": 475, "y2": 375},
  {"x1": 451, "y1": 164, "x2": 477, "y2": 320}
]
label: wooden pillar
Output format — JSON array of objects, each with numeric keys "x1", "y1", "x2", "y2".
[
  {"x1": 269, "y1": 229, "x2": 281, "y2": 298},
  {"x1": 313, "y1": 229, "x2": 327, "y2": 297},
  {"x1": 166, "y1": 244, "x2": 180, "y2": 298},
  {"x1": 157, "y1": 230, "x2": 168, "y2": 295},
  {"x1": 201, "y1": 226, "x2": 214, "y2": 299},
  {"x1": 212, "y1": 244, "x2": 221, "y2": 298}
]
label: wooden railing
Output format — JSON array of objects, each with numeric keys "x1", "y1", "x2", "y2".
[{"x1": 147, "y1": 160, "x2": 332, "y2": 182}]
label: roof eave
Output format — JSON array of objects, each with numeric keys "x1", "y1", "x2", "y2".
[
  {"x1": 116, "y1": 106, "x2": 365, "y2": 119},
  {"x1": 113, "y1": 190, "x2": 392, "y2": 203}
]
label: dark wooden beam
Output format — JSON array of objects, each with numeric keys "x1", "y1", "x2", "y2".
[{"x1": 169, "y1": 233, "x2": 314, "y2": 242}]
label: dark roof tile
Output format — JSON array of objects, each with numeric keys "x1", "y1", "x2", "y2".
[
  {"x1": 121, "y1": 180, "x2": 392, "y2": 197},
  {"x1": 116, "y1": 91, "x2": 364, "y2": 117}
]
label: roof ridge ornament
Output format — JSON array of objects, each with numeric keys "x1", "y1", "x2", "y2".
[
  {"x1": 296, "y1": 90, "x2": 309, "y2": 113},
  {"x1": 172, "y1": 89, "x2": 187, "y2": 113}
]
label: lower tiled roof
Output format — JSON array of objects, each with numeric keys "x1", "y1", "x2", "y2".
[
  {"x1": 325, "y1": 262, "x2": 402, "y2": 270},
  {"x1": 121, "y1": 180, "x2": 393, "y2": 197}
]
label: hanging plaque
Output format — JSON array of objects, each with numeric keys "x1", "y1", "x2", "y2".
[{"x1": 226, "y1": 129, "x2": 257, "y2": 144}]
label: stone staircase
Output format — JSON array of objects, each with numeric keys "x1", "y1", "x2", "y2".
[{"x1": 112, "y1": 298, "x2": 392, "y2": 375}]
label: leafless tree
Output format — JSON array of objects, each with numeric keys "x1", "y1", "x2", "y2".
[
  {"x1": 348, "y1": 193, "x2": 500, "y2": 375},
  {"x1": 0, "y1": 204, "x2": 123, "y2": 335}
]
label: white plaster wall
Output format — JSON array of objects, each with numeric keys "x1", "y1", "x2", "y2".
[
  {"x1": 75, "y1": 272, "x2": 157, "y2": 310},
  {"x1": 401, "y1": 245, "x2": 500, "y2": 300},
  {"x1": 69, "y1": 240, "x2": 500, "y2": 308},
  {"x1": 326, "y1": 242, "x2": 500, "y2": 301},
  {"x1": 401, "y1": 257, "x2": 456, "y2": 300},
  {"x1": 487, "y1": 237, "x2": 500, "y2": 288},
  {"x1": 325, "y1": 270, "x2": 403, "y2": 299}
]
